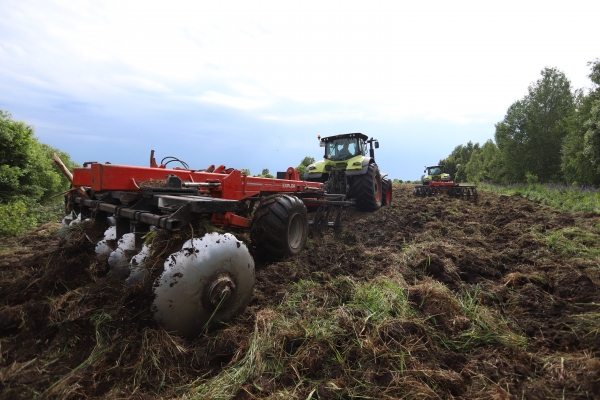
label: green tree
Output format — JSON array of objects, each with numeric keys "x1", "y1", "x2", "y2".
[
  {"x1": 588, "y1": 58, "x2": 600, "y2": 87},
  {"x1": 295, "y1": 156, "x2": 315, "y2": 177},
  {"x1": 0, "y1": 110, "x2": 78, "y2": 235},
  {"x1": 257, "y1": 168, "x2": 274, "y2": 179},
  {"x1": 583, "y1": 99, "x2": 600, "y2": 172},
  {"x1": 439, "y1": 141, "x2": 479, "y2": 182},
  {"x1": 241, "y1": 168, "x2": 251, "y2": 176},
  {"x1": 464, "y1": 140, "x2": 504, "y2": 183},
  {"x1": 581, "y1": 59, "x2": 600, "y2": 176},
  {"x1": 495, "y1": 67, "x2": 574, "y2": 183},
  {"x1": 561, "y1": 91, "x2": 600, "y2": 185}
]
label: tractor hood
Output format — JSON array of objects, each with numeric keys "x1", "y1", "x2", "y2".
[{"x1": 304, "y1": 155, "x2": 371, "y2": 179}]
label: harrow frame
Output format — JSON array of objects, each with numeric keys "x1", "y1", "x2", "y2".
[{"x1": 68, "y1": 154, "x2": 352, "y2": 250}]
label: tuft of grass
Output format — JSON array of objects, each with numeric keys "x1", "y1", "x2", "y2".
[
  {"x1": 350, "y1": 277, "x2": 412, "y2": 323},
  {"x1": 543, "y1": 227, "x2": 600, "y2": 259},
  {"x1": 189, "y1": 309, "x2": 280, "y2": 399},
  {"x1": 571, "y1": 312, "x2": 600, "y2": 339},
  {"x1": 130, "y1": 327, "x2": 189, "y2": 394},
  {"x1": 45, "y1": 309, "x2": 113, "y2": 398},
  {"x1": 445, "y1": 286, "x2": 527, "y2": 350}
]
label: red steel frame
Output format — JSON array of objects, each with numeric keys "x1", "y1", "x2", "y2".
[
  {"x1": 71, "y1": 163, "x2": 325, "y2": 229},
  {"x1": 72, "y1": 163, "x2": 323, "y2": 199},
  {"x1": 428, "y1": 180, "x2": 458, "y2": 187}
]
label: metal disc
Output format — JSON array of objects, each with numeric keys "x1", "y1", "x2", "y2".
[
  {"x1": 152, "y1": 232, "x2": 255, "y2": 338},
  {"x1": 95, "y1": 226, "x2": 117, "y2": 256},
  {"x1": 107, "y1": 232, "x2": 135, "y2": 272}
]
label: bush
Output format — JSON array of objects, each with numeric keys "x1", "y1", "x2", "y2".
[
  {"x1": 0, "y1": 110, "x2": 78, "y2": 236},
  {"x1": 0, "y1": 199, "x2": 37, "y2": 236}
]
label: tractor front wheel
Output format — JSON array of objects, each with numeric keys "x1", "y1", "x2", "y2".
[
  {"x1": 353, "y1": 163, "x2": 382, "y2": 211},
  {"x1": 251, "y1": 194, "x2": 309, "y2": 260}
]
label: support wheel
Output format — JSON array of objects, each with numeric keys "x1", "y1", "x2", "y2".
[
  {"x1": 353, "y1": 163, "x2": 382, "y2": 211},
  {"x1": 152, "y1": 233, "x2": 255, "y2": 338},
  {"x1": 382, "y1": 178, "x2": 393, "y2": 206},
  {"x1": 251, "y1": 194, "x2": 309, "y2": 261}
]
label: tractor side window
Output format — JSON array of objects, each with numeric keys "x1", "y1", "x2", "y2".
[{"x1": 347, "y1": 141, "x2": 358, "y2": 156}]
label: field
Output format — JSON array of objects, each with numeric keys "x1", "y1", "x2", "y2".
[{"x1": 1, "y1": 184, "x2": 599, "y2": 399}]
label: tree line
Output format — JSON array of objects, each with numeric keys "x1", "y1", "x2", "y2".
[{"x1": 440, "y1": 59, "x2": 600, "y2": 186}]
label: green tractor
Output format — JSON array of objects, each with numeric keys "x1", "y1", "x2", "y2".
[
  {"x1": 421, "y1": 165, "x2": 451, "y2": 185},
  {"x1": 303, "y1": 133, "x2": 392, "y2": 211}
]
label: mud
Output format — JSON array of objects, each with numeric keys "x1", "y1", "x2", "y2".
[{"x1": 1, "y1": 185, "x2": 599, "y2": 399}]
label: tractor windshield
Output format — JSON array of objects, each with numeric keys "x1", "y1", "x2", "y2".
[
  {"x1": 428, "y1": 167, "x2": 442, "y2": 175},
  {"x1": 326, "y1": 138, "x2": 362, "y2": 161}
]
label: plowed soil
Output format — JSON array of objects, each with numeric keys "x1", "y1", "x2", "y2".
[{"x1": 1, "y1": 185, "x2": 599, "y2": 399}]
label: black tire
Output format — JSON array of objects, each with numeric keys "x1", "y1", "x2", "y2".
[
  {"x1": 382, "y1": 178, "x2": 393, "y2": 206},
  {"x1": 353, "y1": 163, "x2": 382, "y2": 211},
  {"x1": 251, "y1": 194, "x2": 308, "y2": 261}
]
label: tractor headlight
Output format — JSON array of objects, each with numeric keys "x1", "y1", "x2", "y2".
[
  {"x1": 308, "y1": 165, "x2": 316, "y2": 170},
  {"x1": 352, "y1": 161, "x2": 361, "y2": 166}
]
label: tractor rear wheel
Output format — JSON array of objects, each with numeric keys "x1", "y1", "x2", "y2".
[
  {"x1": 251, "y1": 194, "x2": 309, "y2": 260},
  {"x1": 382, "y1": 178, "x2": 393, "y2": 206},
  {"x1": 353, "y1": 163, "x2": 382, "y2": 211}
]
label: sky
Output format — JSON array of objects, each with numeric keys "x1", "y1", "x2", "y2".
[{"x1": 0, "y1": 0, "x2": 598, "y2": 181}]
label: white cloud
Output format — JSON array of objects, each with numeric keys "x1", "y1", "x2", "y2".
[
  {"x1": 107, "y1": 75, "x2": 171, "y2": 93},
  {"x1": 262, "y1": 110, "x2": 365, "y2": 124},
  {"x1": 0, "y1": 0, "x2": 598, "y2": 123},
  {"x1": 194, "y1": 91, "x2": 271, "y2": 110}
]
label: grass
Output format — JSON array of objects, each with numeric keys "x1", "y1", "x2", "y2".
[
  {"x1": 543, "y1": 227, "x2": 600, "y2": 259},
  {"x1": 45, "y1": 309, "x2": 113, "y2": 398},
  {"x1": 184, "y1": 273, "x2": 533, "y2": 399},
  {"x1": 478, "y1": 182, "x2": 600, "y2": 213},
  {"x1": 453, "y1": 286, "x2": 527, "y2": 350}
]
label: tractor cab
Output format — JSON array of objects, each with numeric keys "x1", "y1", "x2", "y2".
[
  {"x1": 422, "y1": 165, "x2": 451, "y2": 185},
  {"x1": 319, "y1": 133, "x2": 378, "y2": 162},
  {"x1": 323, "y1": 136, "x2": 365, "y2": 161}
]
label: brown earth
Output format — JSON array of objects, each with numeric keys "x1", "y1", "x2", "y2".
[{"x1": 1, "y1": 184, "x2": 599, "y2": 399}]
